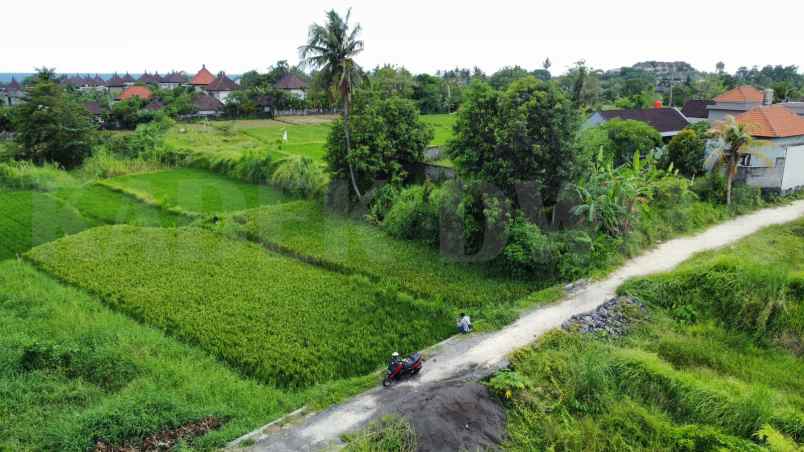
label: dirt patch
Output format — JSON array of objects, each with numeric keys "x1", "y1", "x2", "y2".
[
  {"x1": 274, "y1": 115, "x2": 338, "y2": 125},
  {"x1": 94, "y1": 416, "x2": 223, "y2": 451},
  {"x1": 390, "y1": 380, "x2": 506, "y2": 452}
]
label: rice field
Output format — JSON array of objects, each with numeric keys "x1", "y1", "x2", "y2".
[{"x1": 100, "y1": 168, "x2": 293, "y2": 214}]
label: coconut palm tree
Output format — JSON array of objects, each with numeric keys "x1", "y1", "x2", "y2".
[
  {"x1": 299, "y1": 9, "x2": 364, "y2": 199},
  {"x1": 706, "y1": 115, "x2": 767, "y2": 205}
]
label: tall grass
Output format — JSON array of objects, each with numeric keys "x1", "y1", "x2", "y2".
[
  {"x1": 0, "y1": 160, "x2": 79, "y2": 191},
  {"x1": 77, "y1": 148, "x2": 165, "y2": 179},
  {"x1": 501, "y1": 219, "x2": 804, "y2": 451}
]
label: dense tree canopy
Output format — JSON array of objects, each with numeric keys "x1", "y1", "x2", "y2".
[
  {"x1": 665, "y1": 122, "x2": 708, "y2": 177},
  {"x1": 12, "y1": 70, "x2": 96, "y2": 168},
  {"x1": 601, "y1": 119, "x2": 662, "y2": 166},
  {"x1": 448, "y1": 77, "x2": 581, "y2": 205},
  {"x1": 325, "y1": 95, "x2": 434, "y2": 192}
]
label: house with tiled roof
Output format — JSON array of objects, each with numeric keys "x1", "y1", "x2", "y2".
[
  {"x1": 2, "y1": 78, "x2": 24, "y2": 106},
  {"x1": 206, "y1": 72, "x2": 238, "y2": 103},
  {"x1": 275, "y1": 73, "x2": 307, "y2": 99},
  {"x1": 118, "y1": 85, "x2": 153, "y2": 102},
  {"x1": 192, "y1": 92, "x2": 224, "y2": 117},
  {"x1": 159, "y1": 72, "x2": 187, "y2": 90},
  {"x1": 122, "y1": 73, "x2": 136, "y2": 86},
  {"x1": 681, "y1": 99, "x2": 715, "y2": 123},
  {"x1": 190, "y1": 65, "x2": 216, "y2": 91},
  {"x1": 137, "y1": 72, "x2": 162, "y2": 86},
  {"x1": 584, "y1": 106, "x2": 690, "y2": 139},
  {"x1": 778, "y1": 102, "x2": 804, "y2": 117},
  {"x1": 707, "y1": 85, "x2": 773, "y2": 122},
  {"x1": 729, "y1": 104, "x2": 804, "y2": 192},
  {"x1": 105, "y1": 74, "x2": 126, "y2": 96}
]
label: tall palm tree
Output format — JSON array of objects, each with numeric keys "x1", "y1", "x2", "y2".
[
  {"x1": 706, "y1": 115, "x2": 767, "y2": 205},
  {"x1": 299, "y1": 9, "x2": 364, "y2": 199}
]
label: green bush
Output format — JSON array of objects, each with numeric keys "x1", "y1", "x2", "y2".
[
  {"x1": 231, "y1": 150, "x2": 276, "y2": 184},
  {"x1": 271, "y1": 155, "x2": 328, "y2": 198},
  {"x1": 382, "y1": 184, "x2": 444, "y2": 245},
  {"x1": 499, "y1": 216, "x2": 561, "y2": 278}
]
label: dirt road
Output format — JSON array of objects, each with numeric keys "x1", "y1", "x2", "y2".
[{"x1": 231, "y1": 200, "x2": 804, "y2": 452}]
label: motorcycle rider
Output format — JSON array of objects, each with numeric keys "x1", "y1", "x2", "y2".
[{"x1": 389, "y1": 352, "x2": 401, "y2": 369}]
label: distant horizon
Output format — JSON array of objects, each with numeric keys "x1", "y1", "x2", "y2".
[{"x1": 0, "y1": 58, "x2": 800, "y2": 85}]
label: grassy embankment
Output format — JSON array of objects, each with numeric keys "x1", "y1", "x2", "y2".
[
  {"x1": 163, "y1": 114, "x2": 455, "y2": 166},
  {"x1": 501, "y1": 219, "x2": 804, "y2": 451}
]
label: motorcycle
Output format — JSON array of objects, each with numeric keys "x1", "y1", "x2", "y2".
[{"x1": 383, "y1": 352, "x2": 422, "y2": 387}]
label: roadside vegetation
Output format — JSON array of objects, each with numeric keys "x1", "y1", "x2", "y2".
[{"x1": 498, "y1": 220, "x2": 804, "y2": 451}]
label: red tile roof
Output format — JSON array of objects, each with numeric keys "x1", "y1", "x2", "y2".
[
  {"x1": 118, "y1": 85, "x2": 153, "y2": 101},
  {"x1": 714, "y1": 85, "x2": 764, "y2": 103},
  {"x1": 191, "y1": 65, "x2": 216, "y2": 86},
  {"x1": 735, "y1": 105, "x2": 804, "y2": 138}
]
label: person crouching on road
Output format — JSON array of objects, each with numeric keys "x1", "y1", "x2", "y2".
[{"x1": 457, "y1": 312, "x2": 472, "y2": 334}]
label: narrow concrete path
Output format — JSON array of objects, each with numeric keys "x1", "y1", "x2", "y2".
[{"x1": 232, "y1": 200, "x2": 804, "y2": 452}]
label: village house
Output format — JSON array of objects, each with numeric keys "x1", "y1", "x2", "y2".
[
  {"x1": 1, "y1": 78, "x2": 24, "y2": 106},
  {"x1": 706, "y1": 85, "x2": 773, "y2": 122},
  {"x1": 137, "y1": 72, "x2": 162, "y2": 86},
  {"x1": 122, "y1": 73, "x2": 136, "y2": 86},
  {"x1": 729, "y1": 104, "x2": 804, "y2": 193},
  {"x1": 205, "y1": 72, "x2": 238, "y2": 103},
  {"x1": 778, "y1": 102, "x2": 804, "y2": 116},
  {"x1": 191, "y1": 92, "x2": 224, "y2": 117},
  {"x1": 275, "y1": 73, "x2": 307, "y2": 99},
  {"x1": 159, "y1": 72, "x2": 188, "y2": 90},
  {"x1": 190, "y1": 65, "x2": 216, "y2": 92},
  {"x1": 584, "y1": 105, "x2": 690, "y2": 139},
  {"x1": 118, "y1": 85, "x2": 153, "y2": 102},
  {"x1": 105, "y1": 74, "x2": 126, "y2": 96},
  {"x1": 681, "y1": 99, "x2": 715, "y2": 123}
]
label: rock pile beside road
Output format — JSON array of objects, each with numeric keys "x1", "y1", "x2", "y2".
[{"x1": 561, "y1": 296, "x2": 646, "y2": 336}]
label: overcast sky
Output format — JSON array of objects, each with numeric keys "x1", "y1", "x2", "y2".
[{"x1": 2, "y1": 0, "x2": 802, "y2": 76}]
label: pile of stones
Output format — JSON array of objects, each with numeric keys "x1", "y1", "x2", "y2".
[{"x1": 562, "y1": 296, "x2": 646, "y2": 337}]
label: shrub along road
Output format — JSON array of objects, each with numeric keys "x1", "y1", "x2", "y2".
[{"x1": 231, "y1": 199, "x2": 804, "y2": 452}]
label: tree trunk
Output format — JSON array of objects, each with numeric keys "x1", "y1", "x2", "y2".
[
  {"x1": 343, "y1": 93, "x2": 362, "y2": 200},
  {"x1": 726, "y1": 153, "x2": 736, "y2": 206}
]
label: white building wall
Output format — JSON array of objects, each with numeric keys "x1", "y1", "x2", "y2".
[{"x1": 782, "y1": 145, "x2": 804, "y2": 192}]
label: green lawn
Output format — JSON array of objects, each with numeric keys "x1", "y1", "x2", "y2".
[
  {"x1": 503, "y1": 220, "x2": 804, "y2": 451},
  {"x1": 26, "y1": 225, "x2": 453, "y2": 389},
  {"x1": 213, "y1": 200, "x2": 545, "y2": 315},
  {"x1": 239, "y1": 121, "x2": 331, "y2": 161},
  {"x1": 420, "y1": 113, "x2": 456, "y2": 148},
  {"x1": 0, "y1": 191, "x2": 94, "y2": 260},
  {"x1": 100, "y1": 168, "x2": 293, "y2": 214},
  {"x1": 165, "y1": 115, "x2": 454, "y2": 166}
]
